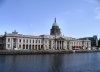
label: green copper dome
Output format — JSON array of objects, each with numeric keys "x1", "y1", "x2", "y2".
[
  {"x1": 52, "y1": 18, "x2": 59, "y2": 26},
  {"x1": 52, "y1": 22, "x2": 58, "y2": 26}
]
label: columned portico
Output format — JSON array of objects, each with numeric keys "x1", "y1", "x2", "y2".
[{"x1": 55, "y1": 40, "x2": 64, "y2": 50}]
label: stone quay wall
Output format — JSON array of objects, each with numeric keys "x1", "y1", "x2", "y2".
[{"x1": 0, "y1": 50, "x2": 100, "y2": 55}]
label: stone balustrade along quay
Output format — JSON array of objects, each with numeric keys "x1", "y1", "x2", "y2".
[{"x1": 0, "y1": 50, "x2": 100, "y2": 55}]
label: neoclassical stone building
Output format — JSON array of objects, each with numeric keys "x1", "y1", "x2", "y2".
[{"x1": 0, "y1": 18, "x2": 91, "y2": 50}]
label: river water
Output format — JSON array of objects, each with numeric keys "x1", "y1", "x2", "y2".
[{"x1": 0, "y1": 52, "x2": 100, "y2": 72}]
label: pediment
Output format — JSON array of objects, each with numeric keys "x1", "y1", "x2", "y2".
[{"x1": 57, "y1": 37, "x2": 65, "y2": 40}]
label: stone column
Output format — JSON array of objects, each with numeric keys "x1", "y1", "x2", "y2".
[
  {"x1": 31, "y1": 45, "x2": 32, "y2": 50},
  {"x1": 63, "y1": 41, "x2": 64, "y2": 49},
  {"x1": 69, "y1": 42, "x2": 71, "y2": 50},
  {"x1": 65, "y1": 41, "x2": 66, "y2": 49},
  {"x1": 37, "y1": 45, "x2": 38, "y2": 50},
  {"x1": 55, "y1": 41, "x2": 57, "y2": 50},
  {"x1": 51, "y1": 40, "x2": 53, "y2": 50},
  {"x1": 61, "y1": 41, "x2": 62, "y2": 49},
  {"x1": 34, "y1": 45, "x2": 35, "y2": 50},
  {"x1": 59, "y1": 41, "x2": 60, "y2": 50},
  {"x1": 11, "y1": 38, "x2": 13, "y2": 50},
  {"x1": 33, "y1": 44, "x2": 35, "y2": 49},
  {"x1": 35, "y1": 45, "x2": 36, "y2": 50},
  {"x1": 43, "y1": 39, "x2": 45, "y2": 50},
  {"x1": 62, "y1": 41, "x2": 63, "y2": 49},
  {"x1": 50, "y1": 40, "x2": 51, "y2": 49},
  {"x1": 40, "y1": 45, "x2": 41, "y2": 49},
  {"x1": 16, "y1": 38, "x2": 18, "y2": 48}
]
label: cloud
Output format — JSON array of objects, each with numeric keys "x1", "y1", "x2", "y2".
[
  {"x1": 95, "y1": 7, "x2": 100, "y2": 19},
  {"x1": 33, "y1": 32, "x2": 36, "y2": 36},
  {"x1": 0, "y1": 32, "x2": 4, "y2": 35}
]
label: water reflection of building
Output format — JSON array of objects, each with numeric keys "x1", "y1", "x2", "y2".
[
  {"x1": 0, "y1": 18, "x2": 91, "y2": 50},
  {"x1": 48, "y1": 54, "x2": 64, "y2": 72}
]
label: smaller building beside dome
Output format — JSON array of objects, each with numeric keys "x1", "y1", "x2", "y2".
[{"x1": 79, "y1": 35, "x2": 98, "y2": 47}]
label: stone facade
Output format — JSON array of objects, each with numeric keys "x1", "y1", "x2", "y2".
[
  {"x1": 0, "y1": 30, "x2": 91, "y2": 50},
  {"x1": 0, "y1": 18, "x2": 91, "y2": 50}
]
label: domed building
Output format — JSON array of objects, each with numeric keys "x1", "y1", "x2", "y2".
[
  {"x1": 0, "y1": 18, "x2": 91, "y2": 50},
  {"x1": 50, "y1": 18, "x2": 61, "y2": 36}
]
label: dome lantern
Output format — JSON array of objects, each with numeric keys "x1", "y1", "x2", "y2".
[{"x1": 52, "y1": 18, "x2": 59, "y2": 26}]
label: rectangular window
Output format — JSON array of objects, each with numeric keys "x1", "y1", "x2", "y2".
[
  {"x1": 23, "y1": 47, "x2": 25, "y2": 49},
  {"x1": 38, "y1": 40, "x2": 40, "y2": 43},
  {"x1": 36, "y1": 40, "x2": 37, "y2": 43},
  {"x1": 79, "y1": 42, "x2": 81, "y2": 45},
  {"x1": 41, "y1": 40, "x2": 43, "y2": 43},
  {"x1": 33, "y1": 40, "x2": 34, "y2": 43},
  {"x1": 30, "y1": 40, "x2": 31, "y2": 43},
  {"x1": 19, "y1": 45, "x2": 21, "y2": 48},
  {"x1": 8, "y1": 44, "x2": 10, "y2": 48},
  {"x1": 23, "y1": 39, "x2": 25, "y2": 43},
  {"x1": 19, "y1": 39, "x2": 21, "y2": 43},
  {"x1": 49, "y1": 41, "x2": 51, "y2": 44},
  {"x1": 13, "y1": 39, "x2": 16, "y2": 42},
  {"x1": 8, "y1": 38, "x2": 10, "y2": 42},
  {"x1": 27, "y1": 40, "x2": 28, "y2": 43},
  {"x1": 45, "y1": 40, "x2": 47, "y2": 43}
]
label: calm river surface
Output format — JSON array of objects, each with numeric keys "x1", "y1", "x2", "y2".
[{"x1": 0, "y1": 52, "x2": 100, "y2": 72}]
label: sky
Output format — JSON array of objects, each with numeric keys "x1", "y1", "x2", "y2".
[{"x1": 0, "y1": 0, "x2": 100, "y2": 38}]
